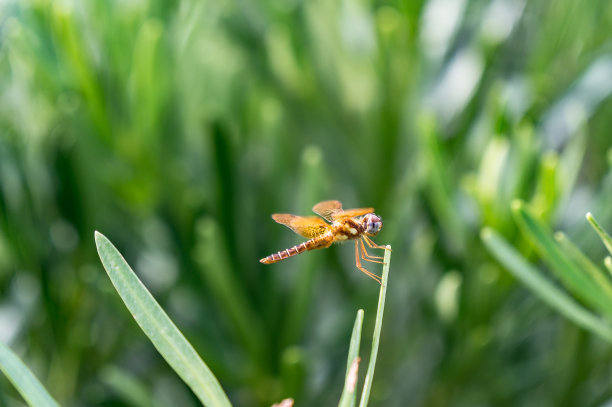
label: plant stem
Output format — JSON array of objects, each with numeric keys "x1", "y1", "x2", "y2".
[{"x1": 359, "y1": 246, "x2": 392, "y2": 407}]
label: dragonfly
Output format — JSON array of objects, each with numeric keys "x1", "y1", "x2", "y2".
[{"x1": 260, "y1": 200, "x2": 388, "y2": 283}]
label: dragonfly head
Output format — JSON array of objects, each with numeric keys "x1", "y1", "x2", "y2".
[{"x1": 362, "y1": 213, "x2": 382, "y2": 236}]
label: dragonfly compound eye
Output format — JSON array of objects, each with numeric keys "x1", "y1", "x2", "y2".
[{"x1": 364, "y1": 214, "x2": 382, "y2": 235}]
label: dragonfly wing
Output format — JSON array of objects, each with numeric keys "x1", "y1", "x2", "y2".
[
  {"x1": 272, "y1": 214, "x2": 330, "y2": 238},
  {"x1": 312, "y1": 200, "x2": 344, "y2": 222},
  {"x1": 337, "y1": 207, "x2": 375, "y2": 219}
]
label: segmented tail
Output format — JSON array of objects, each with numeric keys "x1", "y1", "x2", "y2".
[
  {"x1": 260, "y1": 241, "x2": 311, "y2": 264},
  {"x1": 260, "y1": 235, "x2": 332, "y2": 264}
]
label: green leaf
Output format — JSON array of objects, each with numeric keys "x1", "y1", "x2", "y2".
[
  {"x1": 359, "y1": 246, "x2": 392, "y2": 407},
  {"x1": 338, "y1": 309, "x2": 364, "y2": 407},
  {"x1": 99, "y1": 365, "x2": 154, "y2": 407},
  {"x1": 194, "y1": 218, "x2": 266, "y2": 365},
  {"x1": 586, "y1": 212, "x2": 612, "y2": 257},
  {"x1": 512, "y1": 201, "x2": 612, "y2": 318},
  {"x1": 94, "y1": 231, "x2": 232, "y2": 407},
  {"x1": 418, "y1": 115, "x2": 466, "y2": 254},
  {"x1": 0, "y1": 341, "x2": 60, "y2": 407},
  {"x1": 554, "y1": 232, "x2": 612, "y2": 300},
  {"x1": 481, "y1": 228, "x2": 612, "y2": 342},
  {"x1": 282, "y1": 145, "x2": 327, "y2": 348}
]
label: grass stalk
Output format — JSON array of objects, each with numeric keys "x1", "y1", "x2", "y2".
[
  {"x1": 0, "y1": 341, "x2": 60, "y2": 407},
  {"x1": 554, "y1": 232, "x2": 612, "y2": 299},
  {"x1": 359, "y1": 246, "x2": 392, "y2": 407},
  {"x1": 95, "y1": 232, "x2": 233, "y2": 407},
  {"x1": 338, "y1": 309, "x2": 364, "y2": 407},
  {"x1": 481, "y1": 228, "x2": 612, "y2": 342},
  {"x1": 512, "y1": 201, "x2": 612, "y2": 318},
  {"x1": 586, "y1": 212, "x2": 612, "y2": 257}
]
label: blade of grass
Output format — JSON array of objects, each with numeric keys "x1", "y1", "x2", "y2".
[
  {"x1": 418, "y1": 115, "x2": 466, "y2": 254},
  {"x1": 94, "y1": 231, "x2": 232, "y2": 407},
  {"x1": 586, "y1": 212, "x2": 612, "y2": 257},
  {"x1": 554, "y1": 232, "x2": 612, "y2": 299},
  {"x1": 194, "y1": 218, "x2": 266, "y2": 366},
  {"x1": 530, "y1": 151, "x2": 559, "y2": 222},
  {"x1": 338, "y1": 309, "x2": 364, "y2": 407},
  {"x1": 282, "y1": 146, "x2": 326, "y2": 348},
  {"x1": 0, "y1": 341, "x2": 61, "y2": 407},
  {"x1": 481, "y1": 228, "x2": 612, "y2": 342},
  {"x1": 99, "y1": 365, "x2": 154, "y2": 407},
  {"x1": 358, "y1": 246, "x2": 391, "y2": 407},
  {"x1": 606, "y1": 257, "x2": 612, "y2": 275},
  {"x1": 512, "y1": 201, "x2": 612, "y2": 318}
]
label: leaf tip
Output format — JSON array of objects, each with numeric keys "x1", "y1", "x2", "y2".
[
  {"x1": 586, "y1": 212, "x2": 593, "y2": 221},
  {"x1": 94, "y1": 231, "x2": 107, "y2": 248}
]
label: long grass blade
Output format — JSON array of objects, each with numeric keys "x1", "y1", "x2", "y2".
[
  {"x1": 0, "y1": 341, "x2": 60, "y2": 407},
  {"x1": 99, "y1": 365, "x2": 154, "y2": 407},
  {"x1": 95, "y1": 231, "x2": 232, "y2": 407},
  {"x1": 358, "y1": 246, "x2": 392, "y2": 407},
  {"x1": 481, "y1": 228, "x2": 612, "y2": 342},
  {"x1": 586, "y1": 212, "x2": 612, "y2": 257},
  {"x1": 338, "y1": 309, "x2": 364, "y2": 407},
  {"x1": 512, "y1": 201, "x2": 612, "y2": 318},
  {"x1": 554, "y1": 232, "x2": 612, "y2": 299}
]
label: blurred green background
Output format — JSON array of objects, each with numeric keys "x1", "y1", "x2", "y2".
[{"x1": 1, "y1": 0, "x2": 612, "y2": 406}]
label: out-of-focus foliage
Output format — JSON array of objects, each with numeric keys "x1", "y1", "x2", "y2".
[
  {"x1": 0, "y1": 0, "x2": 611, "y2": 405},
  {"x1": 95, "y1": 231, "x2": 233, "y2": 407}
]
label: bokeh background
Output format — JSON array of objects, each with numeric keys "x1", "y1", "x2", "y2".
[{"x1": 1, "y1": 0, "x2": 612, "y2": 406}]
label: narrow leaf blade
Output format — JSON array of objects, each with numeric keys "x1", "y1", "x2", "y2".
[
  {"x1": 554, "y1": 232, "x2": 612, "y2": 300},
  {"x1": 359, "y1": 246, "x2": 392, "y2": 407},
  {"x1": 338, "y1": 309, "x2": 364, "y2": 407},
  {"x1": 0, "y1": 341, "x2": 61, "y2": 407},
  {"x1": 586, "y1": 212, "x2": 612, "y2": 257},
  {"x1": 95, "y1": 231, "x2": 232, "y2": 407},
  {"x1": 482, "y1": 228, "x2": 612, "y2": 342},
  {"x1": 512, "y1": 201, "x2": 612, "y2": 317}
]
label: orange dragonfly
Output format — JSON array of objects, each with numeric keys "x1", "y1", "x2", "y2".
[{"x1": 260, "y1": 200, "x2": 388, "y2": 283}]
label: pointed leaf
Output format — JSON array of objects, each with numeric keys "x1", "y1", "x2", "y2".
[
  {"x1": 482, "y1": 228, "x2": 612, "y2": 342},
  {"x1": 95, "y1": 232, "x2": 232, "y2": 407}
]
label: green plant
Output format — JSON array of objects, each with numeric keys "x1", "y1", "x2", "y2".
[
  {"x1": 482, "y1": 201, "x2": 612, "y2": 342},
  {"x1": 0, "y1": 234, "x2": 391, "y2": 407},
  {"x1": 0, "y1": 341, "x2": 60, "y2": 407},
  {"x1": 2, "y1": 0, "x2": 612, "y2": 405}
]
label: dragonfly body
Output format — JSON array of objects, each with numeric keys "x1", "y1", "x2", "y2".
[
  {"x1": 259, "y1": 232, "x2": 334, "y2": 264},
  {"x1": 260, "y1": 200, "x2": 387, "y2": 283}
]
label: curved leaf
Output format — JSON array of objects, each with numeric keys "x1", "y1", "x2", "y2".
[
  {"x1": 95, "y1": 231, "x2": 232, "y2": 407},
  {"x1": 0, "y1": 341, "x2": 60, "y2": 407}
]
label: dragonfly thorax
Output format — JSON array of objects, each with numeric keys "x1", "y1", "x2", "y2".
[{"x1": 362, "y1": 213, "x2": 382, "y2": 236}]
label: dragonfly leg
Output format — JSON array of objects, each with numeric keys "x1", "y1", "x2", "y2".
[
  {"x1": 360, "y1": 239, "x2": 385, "y2": 264},
  {"x1": 354, "y1": 241, "x2": 382, "y2": 284},
  {"x1": 363, "y1": 236, "x2": 389, "y2": 251}
]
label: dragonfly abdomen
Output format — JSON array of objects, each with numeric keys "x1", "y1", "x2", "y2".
[{"x1": 260, "y1": 234, "x2": 333, "y2": 264}]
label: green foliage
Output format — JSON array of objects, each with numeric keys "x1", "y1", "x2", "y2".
[
  {"x1": 0, "y1": 342, "x2": 60, "y2": 407},
  {"x1": 483, "y1": 203, "x2": 612, "y2": 346},
  {"x1": 338, "y1": 309, "x2": 363, "y2": 407},
  {"x1": 358, "y1": 247, "x2": 391, "y2": 407},
  {"x1": 481, "y1": 228, "x2": 612, "y2": 343},
  {"x1": 95, "y1": 232, "x2": 232, "y2": 407},
  {"x1": 1, "y1": 0, "x2": 612, "y2": 406}
]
